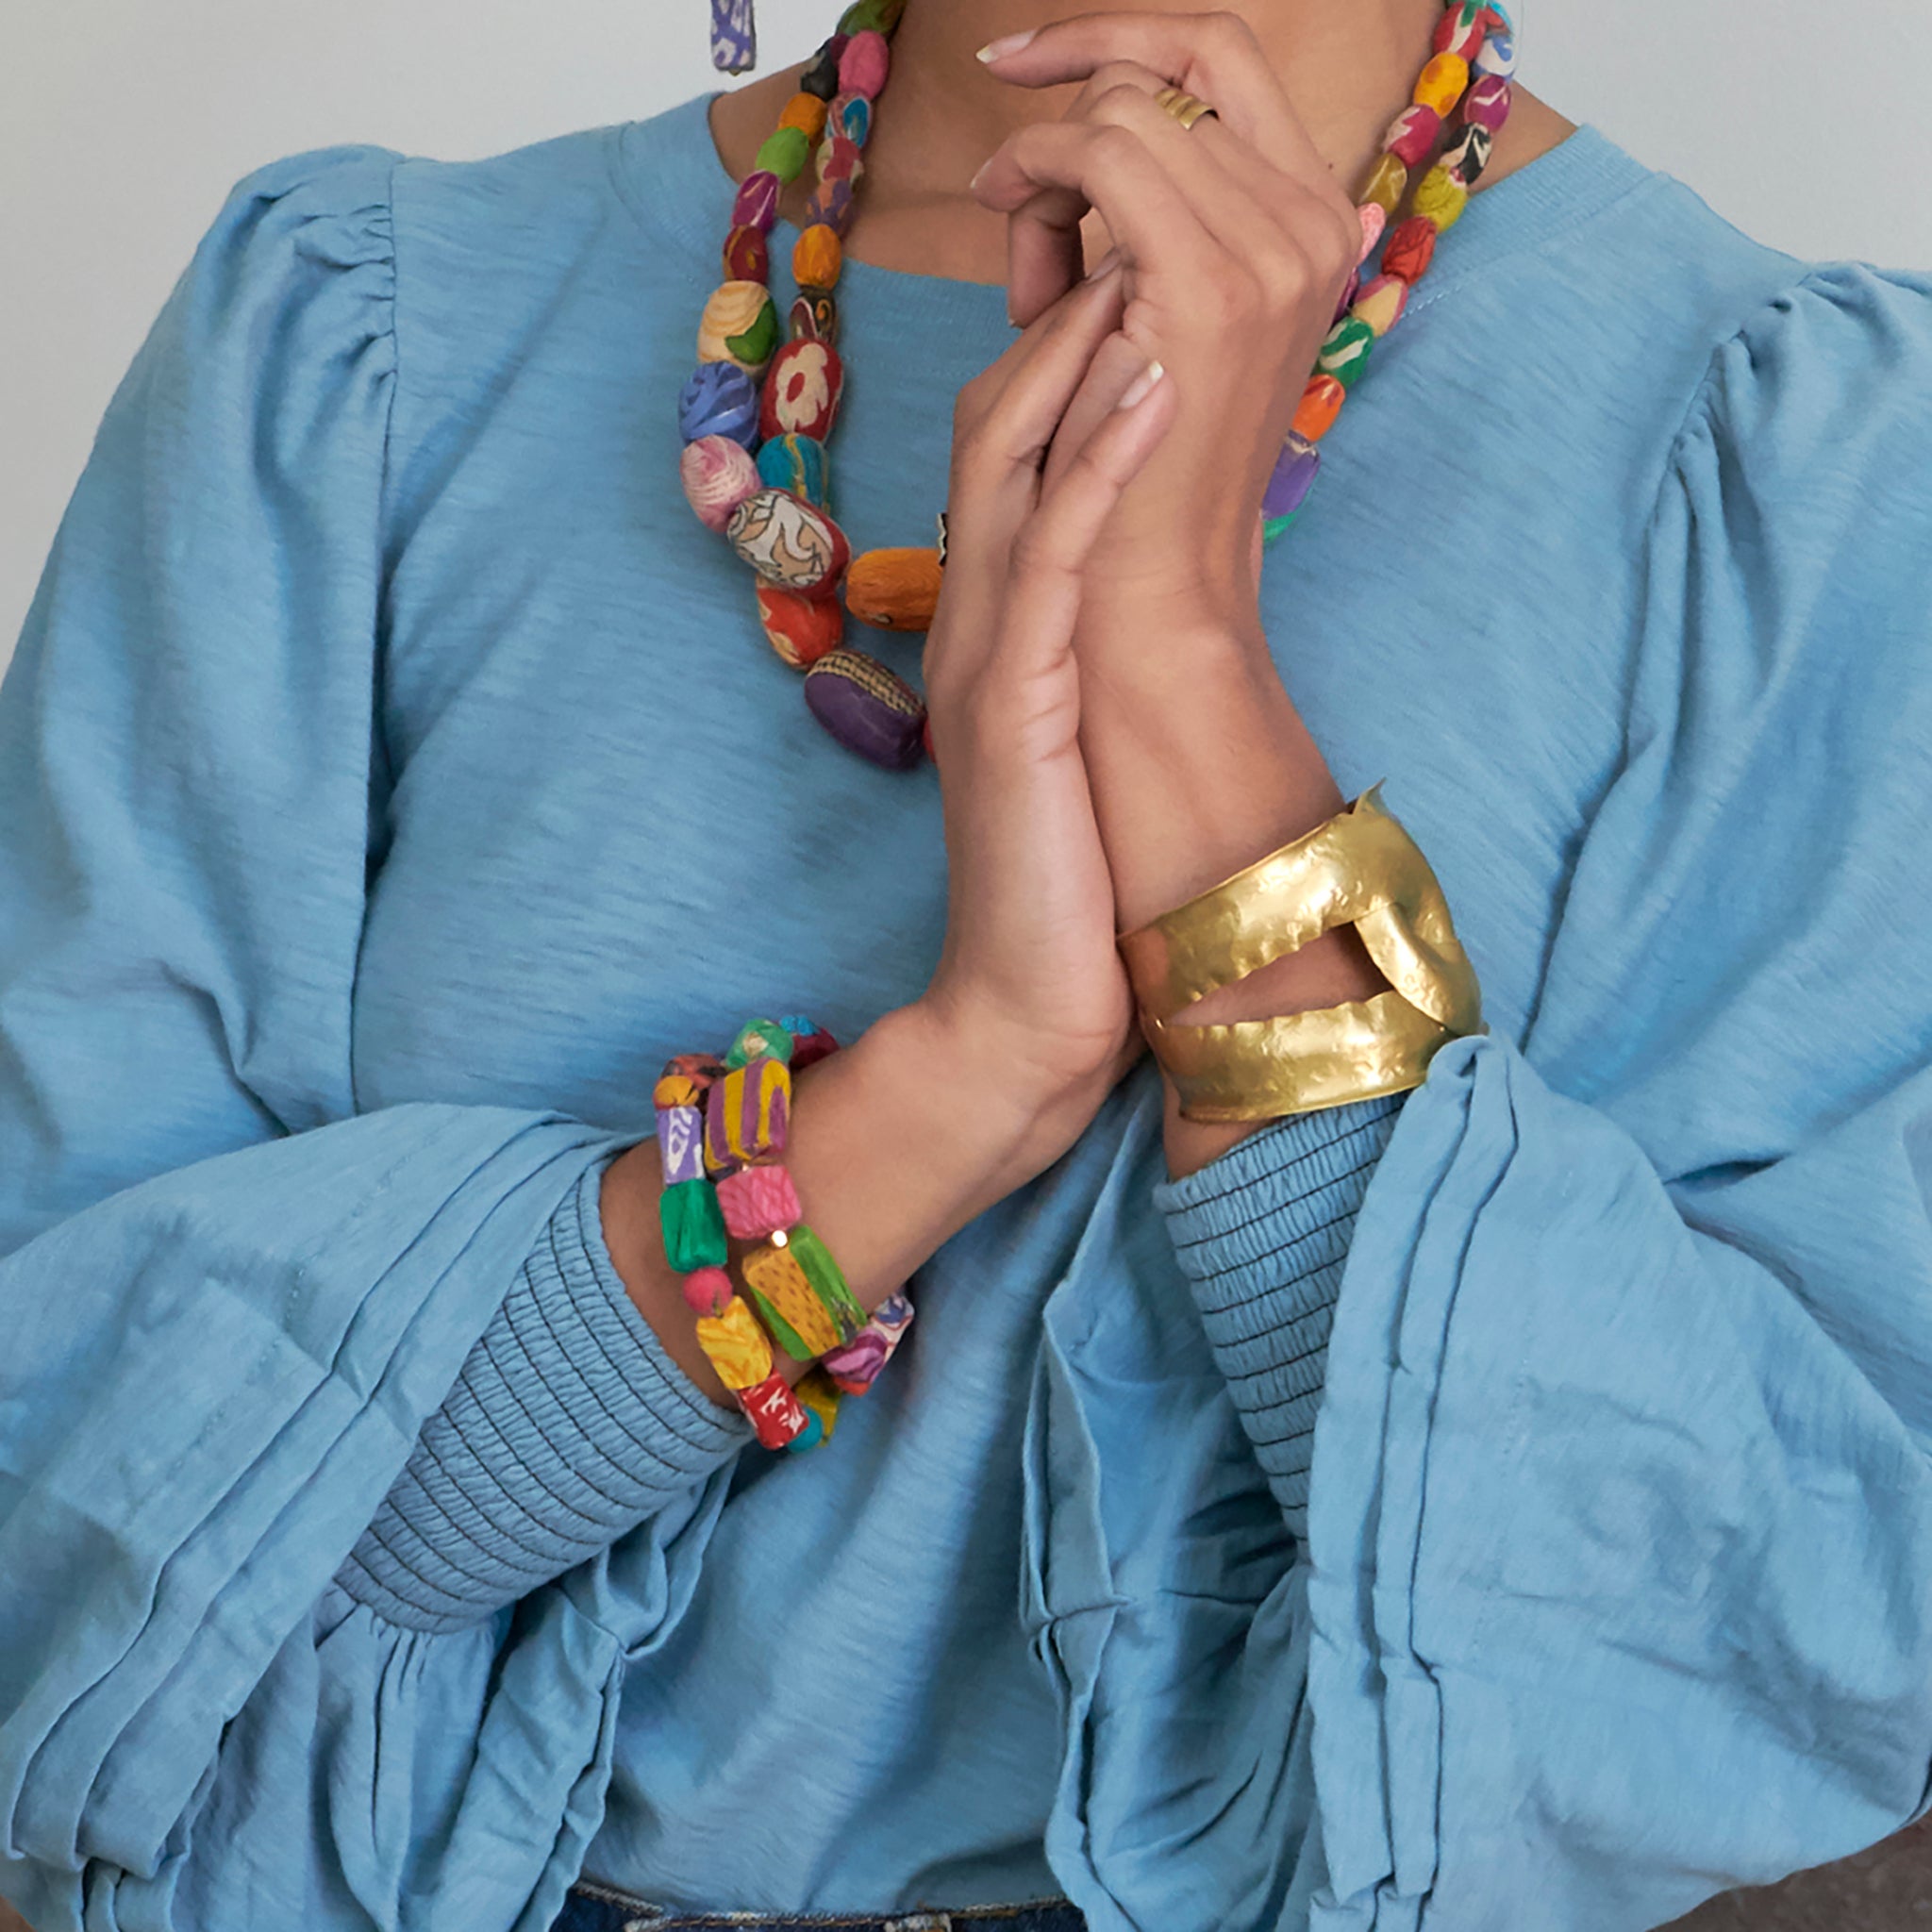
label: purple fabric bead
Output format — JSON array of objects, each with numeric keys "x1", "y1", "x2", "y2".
[
  {"x1": 805, "y1": 176, "x2": 857, "y2": 238},
  {"x1": 1262, "y1": 434, "x2": 1322, "y2": 522},
  {"x1": 709, "y1": 0, "x2": 756, "y2": 74},
  {"x1": 657, "y1": 1105, "x2": 706, "y2": 1187},
  {"x1": 804, "y1": 649, "x2": 925, "y2": 771},
  {"x1": 678, "y1": 361, "x2": 760, "y2": 449}
]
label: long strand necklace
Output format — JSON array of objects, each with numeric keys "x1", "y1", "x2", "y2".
[{"x1": 678, "y1": 0, "x2": 1518, "y2": 771}]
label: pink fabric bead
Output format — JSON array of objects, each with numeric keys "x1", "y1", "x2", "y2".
[
  {"x1": 838, "y1": 28, "x2": 891, "y2": 100},
  {"x1": 1382, "y1": 103, "x2": 1441, "y2": 170},
  {"x1": 681, "y1": 1266, "x2": 736, "y2": 1319},
  {"x1": 679, "y1": 434, "x2": 761, "y2": 532},
  {"x1": 1463, "y1": 74, "x2": 1512, "y2": 132},
  {"x1": 1356, "y1": 200, "x2": 1388, "y2": 265},
  {"x1": 716, "y1": 1163, "x2": 804, "y2": 1241}
]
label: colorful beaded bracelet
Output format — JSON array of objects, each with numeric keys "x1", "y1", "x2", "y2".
[
  {"x1": 653, "y1": 1015, "x2": 913, "y2": 1451},
  {"x1": 1262, "y1": 0, "x2": 1517, "y2": 541}
]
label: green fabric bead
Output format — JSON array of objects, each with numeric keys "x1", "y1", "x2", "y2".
[
  {"x1": 1263, "y1": 508, "x2": 1301, "y2": 543},
  {"x1": 1317, "y1": 315, "x2": 1375, "y2": 391},
  {"x1": 744, "y1": 1289, "x2": 812, "y2": 1361},
  {"x1": 724, "y1": 295, "x2": 779, "y2": 371},
  {"x1": 660, "y1": 1177, "x2": 727, "y2": 1274},
  {"x1": 839, "y1": 0, "x2": 905, "y2": 34},
  {"x1": 785, "y1": 1224, "x2": 868, "y2": 1341},
  {"x1": 725, "y1": 1018, "x2": 793, "y2": 1069},
  {"x1": 756, "y1": 125, "x2": 810, "y2": 184}
]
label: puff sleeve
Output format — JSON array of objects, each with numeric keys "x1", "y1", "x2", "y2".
[
  {"x1": 0, "y1": 150, "x2": 739, "y2": 1932},
  {"x1": 1029, "y1": 261, "x2": 1932, "y2": 1932},
  {"x1": 1298, "y1": 263, "x2": 1932, "y2": 1929}
]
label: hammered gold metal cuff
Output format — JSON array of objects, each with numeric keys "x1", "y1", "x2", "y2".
[
  {"x1": 1120, "y1": 784, "x2": 1485, "y2": 1122},
  {"x1": 1144, "y1": 991, "x2": 1456, "y2": 1123}
]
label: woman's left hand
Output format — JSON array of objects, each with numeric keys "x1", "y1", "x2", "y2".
[{"x1": 971, "y1": 10, "x2": 1363, "y2": 637}]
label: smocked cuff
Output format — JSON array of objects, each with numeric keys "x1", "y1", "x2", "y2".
[
  {"x1": 338, "y1": 1153, "x2": 750, "y2": 1630},
  {"x1": 1154, "y1": 1092, "x2": 1406, "y2": 1541}
]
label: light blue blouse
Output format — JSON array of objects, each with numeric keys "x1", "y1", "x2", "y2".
[{"x1": 5, "y1": 87, "x2": 1932, "y2": 1932}]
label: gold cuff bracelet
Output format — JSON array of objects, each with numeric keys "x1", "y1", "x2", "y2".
[{"x1": 1118, "y1": 784, "x2": 1486, "y2": 1122}]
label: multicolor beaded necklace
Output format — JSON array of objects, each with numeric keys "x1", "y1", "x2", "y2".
[{"x1": 676, "y1": 0, "x2": 1519, "y2": 771}]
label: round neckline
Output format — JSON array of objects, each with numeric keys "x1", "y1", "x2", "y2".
[{"x1": 613, "y1": 87, "x2": 1662, "y2": 334}]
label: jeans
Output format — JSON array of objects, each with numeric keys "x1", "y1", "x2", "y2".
[{"x1": 552, "y1": 1880, "x2": 1088, "y2": 1932}]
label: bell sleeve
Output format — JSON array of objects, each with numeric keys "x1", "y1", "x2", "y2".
[
  {"x1": 0, "y1": 149, "x2": 741, "y2": 1932},
  {"x1": 1145, "y1": 260, "x2": 1932, "y2": 1930}
]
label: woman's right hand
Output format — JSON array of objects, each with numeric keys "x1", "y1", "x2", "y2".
[{"x1": 912, "y1": 251, "x2": 1178, "y2": 1175}]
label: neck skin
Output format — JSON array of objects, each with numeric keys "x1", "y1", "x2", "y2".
[{"x1": 709, "y1": 0, "x2": 1578, "y2": 285}]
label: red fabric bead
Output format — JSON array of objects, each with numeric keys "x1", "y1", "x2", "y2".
[
  {"x1": 740, "y1": 1371, "x2": 810, "y2": 1449},
  {"x1": 791, "y1": 1024, "x2": 841, "y2": 1071},
  {"x1": 723, "y1": 224, "x2": 769, "y2": 284},
  {"x1": 1382, "y1": 102, "x2": 1442, "y2": 170},
  {"x1": 1381, "y1": 214, "x2": 1440, "y2": 284}
]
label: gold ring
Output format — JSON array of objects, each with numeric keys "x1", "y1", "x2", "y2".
[{"x1": 1154, "y1": 86, "x2": 1218, "y2": 130}]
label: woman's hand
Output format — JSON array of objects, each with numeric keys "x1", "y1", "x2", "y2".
[
  {"x1": 970, "y1": 13, "x2": 1391, "y2": 1178},
  {"x1": 971, "y1": 10, "x2": 1363, "y2": 637},
  {"x1": 913, "y1": 254, "x2": 1177, "y2": 1172}
]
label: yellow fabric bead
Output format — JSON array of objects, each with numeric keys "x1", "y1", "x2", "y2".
[
  {"x1": 1412, "y1": 160, "x2": 1470, "y2": 232},
  {"x1": 741, "y1": 1241, "x2": 844, "y2": 1358},
  {"x1": 698, "y1": 279, "x2": 776, "y2": 372},
  {"x1": 1412, "y1": 52, "x2": 1470, "y2": 118},
  {"x1": 1351, "y1": 274, "x2": 1407, "y2": 339},
  {"x1": 695, "y1": 1296, "x2": 775, "y2": 1392},
  {"x1": 793, "y1": 223, "x2": 844, "y2": 290},
  {"x1": 778, "y1": 91, "x2": 829, "y2": 142},
  {"x1": 1361, "y1": 151, "x2": 1408, "y2": 218}
]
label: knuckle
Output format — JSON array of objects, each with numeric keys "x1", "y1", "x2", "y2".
[
  {"x1": 1088, "y1": 122, "x2": 1142, "y2": 169},
  {"x1": 1207, "y1": 9, "x2": 1256, "y2": 50},
  {"x1": 1093, "y1": 81, "x2": 1149, "y2": 124}
]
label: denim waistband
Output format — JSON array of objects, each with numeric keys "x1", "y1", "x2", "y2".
[{"x1": 556, "y1": 1882, "x2": 1088, "y2": 1932}]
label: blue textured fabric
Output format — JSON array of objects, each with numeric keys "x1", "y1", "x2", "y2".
[
  {"x1": 1155, "y1": 1092, "x2": 1407, "y2": 1544},
  {"x1": 339, "y1": 1157, "x2": 748, "y2": 1631},
  {"x1": 4, "y1": 86, "x2": 1932, "y2": 1932}
]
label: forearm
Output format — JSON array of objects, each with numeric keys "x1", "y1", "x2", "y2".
[
  {"x1": 1078, "y1": 606, "x2": 1388, "y2": 1178},
  {"x1": 601, "y1": 1002, "x2": 1057, "y2": 1407}
]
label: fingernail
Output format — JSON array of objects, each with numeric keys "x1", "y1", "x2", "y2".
[
  {"x1": 1115, "y1": 359, "x2": 1165, "y2": 411},
  {"x1": 975, "y1": 28, "x2": 1038, "y2": 62},
  {"x1": 1083, "y1": 247, "x2": 1122, "y2": 282}
]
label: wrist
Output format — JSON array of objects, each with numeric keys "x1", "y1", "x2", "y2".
[{"x1": 891, "y1": 993, "x2": 1112, "y2": 1197}]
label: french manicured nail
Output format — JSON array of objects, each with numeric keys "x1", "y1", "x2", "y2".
[
  {"x1": 975, "y1": 28, "x2": 1038, "y2": 62},
  {"x1": 1115, "y1": 359, "x2": 1165, "y2": 411},
  {"x1": 1083, "y1": 247, "x2": 1122, "y2": 282}
]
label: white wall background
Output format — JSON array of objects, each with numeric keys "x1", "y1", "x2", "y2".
[{"x1": 3, "y1": 0, "x2": 1929, "y2": 671}]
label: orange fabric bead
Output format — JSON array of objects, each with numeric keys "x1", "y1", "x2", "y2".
[
  {"x1": 844, "y1": 547, "x2": 943, "y2": 631},
  {"x1": 778, "y1": 91, "x2": 829, "y2": 141},
  {"x1": 793, "y1": 223, "x2": 844, "y2": 290},
  {"x1": 1361, "y1": 151, "x2": 1408, "y2": 218},
  {"x1": 1413, "y1": 52, "x2": 1470, "y2": 117},
  {"x1": 1292, "y1": 374, "x2": 1346, "y2": 443}
]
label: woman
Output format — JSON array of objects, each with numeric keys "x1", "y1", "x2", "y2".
[{"x1": 3, "y1": 0, "x2": 1931, "y2": 1926}]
